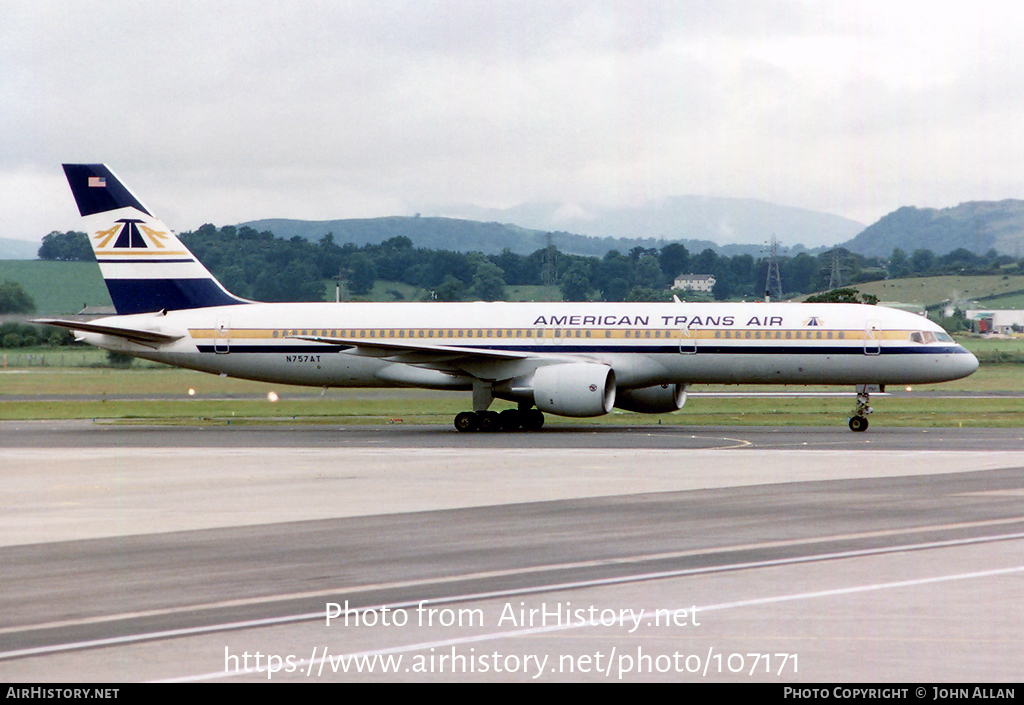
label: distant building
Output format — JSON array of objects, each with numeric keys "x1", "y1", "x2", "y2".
[
  {"x1": 965, "y1": 309, "x2": 1024, "y2": 335},
  {"x1": 672, "y1": 274, "x2": 716, "y2": 293}
]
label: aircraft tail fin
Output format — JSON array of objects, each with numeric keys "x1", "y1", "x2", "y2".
[{"x1": 62, "y1": 164, "x2": 249, "y2": 315}]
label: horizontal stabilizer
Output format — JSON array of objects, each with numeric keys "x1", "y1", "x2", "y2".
[{"x1": 34, "y1": 318, "x2": 183, "y2": 346}]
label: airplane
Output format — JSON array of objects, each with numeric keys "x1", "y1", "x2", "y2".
[{"x1": 37, "y1": 164, "x2": 980, "y2": 433}]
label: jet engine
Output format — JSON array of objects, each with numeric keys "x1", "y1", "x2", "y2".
[
  {"x1": 498, "y1": 362, "x2": 615, "y2": 417},
  {"x1": 613, "y1": 383, "x2": 687, "y2": 414}
]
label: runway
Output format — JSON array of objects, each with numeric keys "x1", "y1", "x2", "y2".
[{"x1": 1, "y1": 421, "x2": 1022, "y2": 682}]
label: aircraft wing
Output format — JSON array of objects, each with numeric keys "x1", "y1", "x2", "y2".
[
  {"x1": 289, "y1": 334, "x2": 577, "y2": 378},
  {"x1": 34, "y1": 318, "x2": 184, "y2": 346}
]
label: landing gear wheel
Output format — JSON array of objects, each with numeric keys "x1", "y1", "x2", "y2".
[
  {"x1": 520, "y1": 409, "x2": 545, "y2": 431},
  {"x1": 499, "y1": 409, "x2": 522, "y2": 431},
  {"x1": 849, "y1": 416, "x2": 869, "y2": 432},
  {"x1": 454, "y1": 411, "x2": 479, "y2": 433},
  {"x1": 478, "y1": 410, "x2": 502, "y2": 432}
]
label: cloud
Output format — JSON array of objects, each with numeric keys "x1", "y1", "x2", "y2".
[{"x1": 4, "y1": 1, "x2": 1024, "y2": 241}]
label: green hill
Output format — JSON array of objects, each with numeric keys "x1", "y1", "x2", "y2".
[{"x1": 844, "y1": 201, "x2": 1024, "y2": 257}]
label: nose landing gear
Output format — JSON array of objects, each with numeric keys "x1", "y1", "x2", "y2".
[{"x1": 848, "y1": 385, "x2": 876, "y2": 432}]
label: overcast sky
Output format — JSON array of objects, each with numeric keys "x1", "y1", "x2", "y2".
[{"x1": 3, "y1": 0, "x2": 1024, "y2": 242}]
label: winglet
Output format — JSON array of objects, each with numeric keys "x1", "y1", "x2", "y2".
[{"x1": 62, "y1": 164, "x2": 152, "y2": 217}]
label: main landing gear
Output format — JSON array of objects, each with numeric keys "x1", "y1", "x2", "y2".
[
  {"x1": 848, "y1": 385, "x2": 875, "y2": 433},
  {"x1": 454, "y1": 408, "x2": 545, "y2": 432}
]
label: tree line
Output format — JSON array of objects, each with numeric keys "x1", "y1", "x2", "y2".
[{"x1": 35, "y1": 228, "x2": 1024, "y2": 305}]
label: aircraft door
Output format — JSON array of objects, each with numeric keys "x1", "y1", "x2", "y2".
[
  {"x1": 679, "y1": 323, "x2": 697, "y2": 354},
  {"x1": 215, "y1": 315, "x2": 230, "y2": 354},
  {"x1": 863, "y1": 320, "x2": 881, "y2": 356}
]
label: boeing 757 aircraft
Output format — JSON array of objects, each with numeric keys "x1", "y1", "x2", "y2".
[{"x1": 38, "y1": 165, "x2": 979, "y2": 432}]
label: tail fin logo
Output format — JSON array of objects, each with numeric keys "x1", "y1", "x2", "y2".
[{"x1": 94, "y1": 219, "x2": 171, "y2": 249}]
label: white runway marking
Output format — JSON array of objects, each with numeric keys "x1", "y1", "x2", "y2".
[
  {"x1": 166, "y1": 561, "x2": 1024, "y2": 682},
  {"x1": 4, "y1": 531, "x2": 1022, "y2": 666},
  {"x1": 4, "y1": 515, "x2": 1023, "y2": 638}
]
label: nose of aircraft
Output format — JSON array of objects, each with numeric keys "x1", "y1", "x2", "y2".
[{"x1": 955, "y1": 346, "x2": 980, "y2": 379}]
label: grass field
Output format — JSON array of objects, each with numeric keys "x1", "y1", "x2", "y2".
[
  {"x1": 0, "y1": 260, "x2": 111, "y2": 314},
  {"x1": 2, "y1": 386, "x2": 1021, "y2": 428},
  {"x1": 1, "y1": 355, "x2": 1021, "y2": 426},
  {"x1": 855, "y1": 274, "x2": 1024, "y2": 309},
  {"x1": 977, "y1": 291, "x2": 1024, "y2": 308}
]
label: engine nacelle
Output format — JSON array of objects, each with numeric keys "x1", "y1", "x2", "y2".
[
  {"x1": 531, "y1": 363, "x2": 616, "y2": 417},
  {"x1": 614, "y1": 383, "x2": 687, "y2": 414}
]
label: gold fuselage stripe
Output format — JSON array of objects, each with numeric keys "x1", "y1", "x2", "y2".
[{"x1": 188, "y1": 327, "x2": 918, "y2": 342}]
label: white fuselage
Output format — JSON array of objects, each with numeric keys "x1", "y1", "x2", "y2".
[{"x1": 79, "y1": 300, "x2": 979, "y2": 391}]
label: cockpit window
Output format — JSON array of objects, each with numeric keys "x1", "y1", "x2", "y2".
[
  {"x1": 935, "y1": 332, "x2": 954, "y2": 343},
  {"x1": 911, "y1": 332, "x2": 923, "y2": 343},
  {"x1": 911, "y1": 331, "x2": 942, "y2": 344}
]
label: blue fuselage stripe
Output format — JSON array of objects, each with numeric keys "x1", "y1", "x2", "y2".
[{"x1": 106, "y1": 279, "x2": 249, "y2": 314}]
